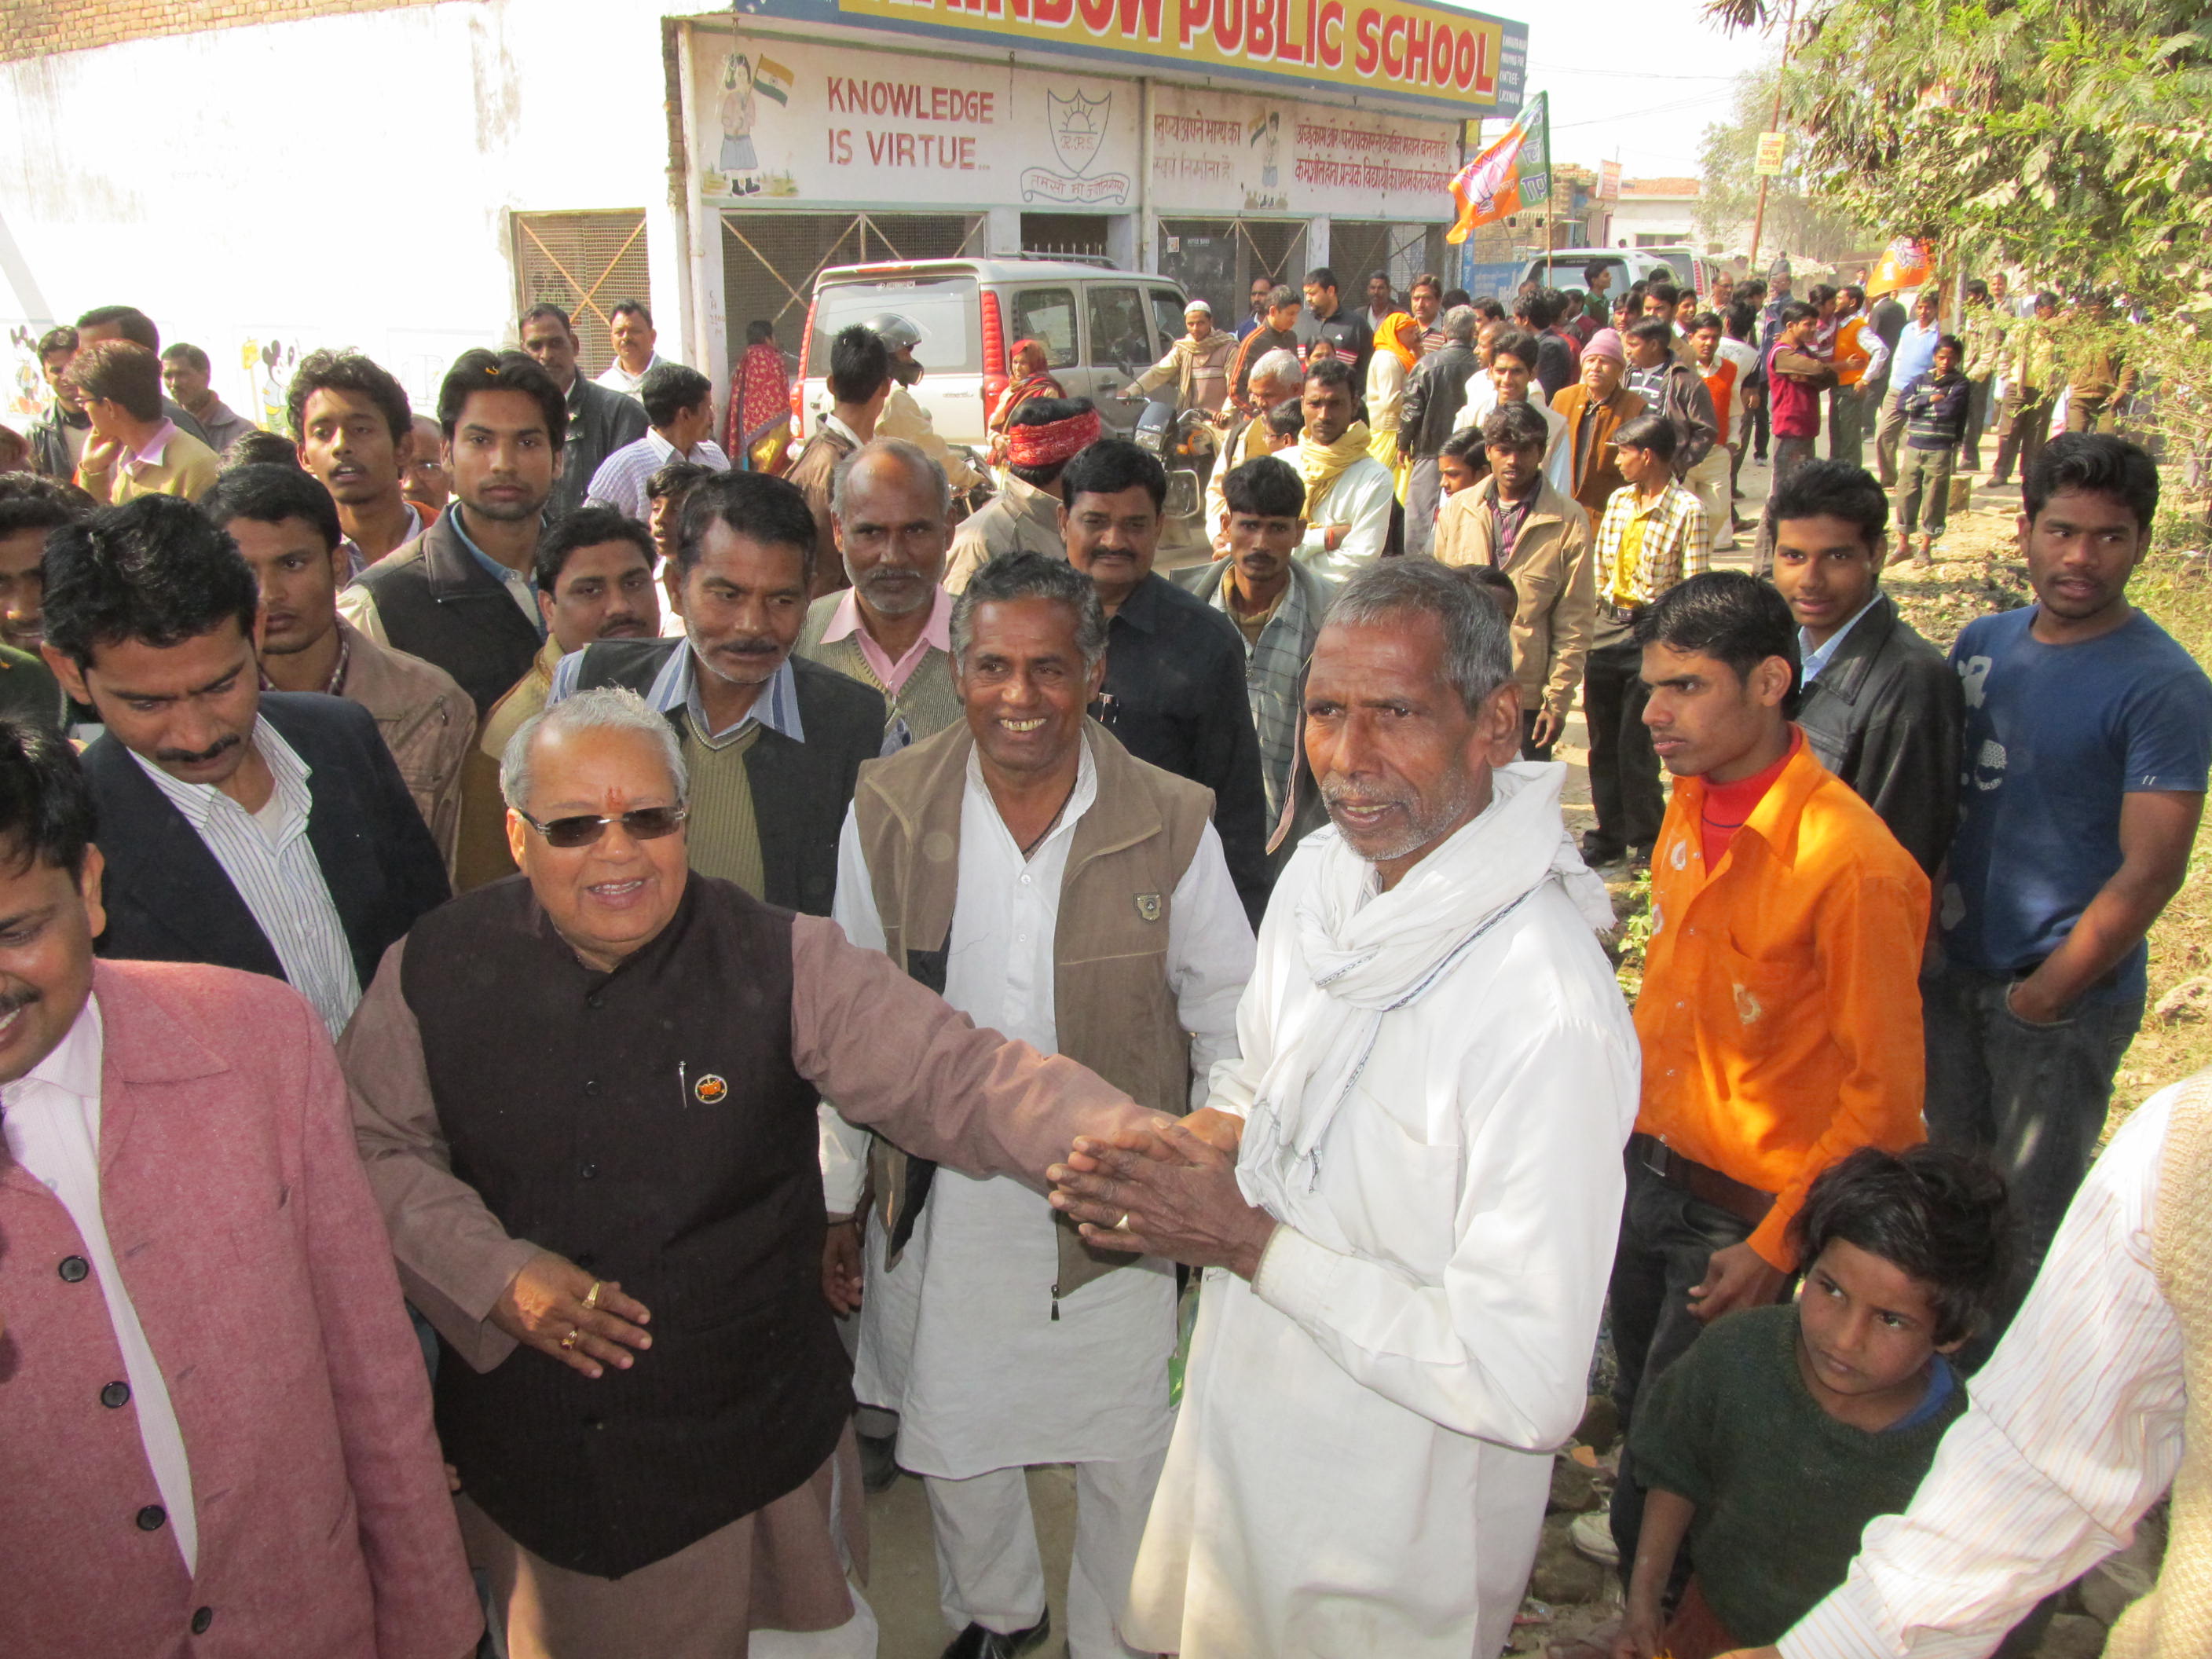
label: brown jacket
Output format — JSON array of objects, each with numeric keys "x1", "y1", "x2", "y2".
[
  {"x1": 851, "y1": 718, "x2": 1213, "y2": 1297},
  {"x1": 452, "y1": 635, "x2": 561, "y2": 892},
  {"x1": 786, "y1": 420, "x2": 859, "y2": 595},
  {"x1": 1549, "y1": 382, "x2": 1648, "y2": 520},
  {"x1": 1433, "y1": 476, "x2": 1598, "y2": 720},
  {"x1": 335, "y1": 617, "x2": 475, "y2": 869}
]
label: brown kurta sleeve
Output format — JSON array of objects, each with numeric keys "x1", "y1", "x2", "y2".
[
  {"x1": 790, "y1": 913, "x2": 1167, "y2": 1185},
  {"x1": 342, "y1": 937, "x2": 541, "y2": 1374}
]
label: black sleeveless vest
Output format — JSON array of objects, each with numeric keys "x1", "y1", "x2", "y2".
[
  {"x1": 403, "y1": 875, "x2": 850, "y2": 1577},
  {"x1": 355, "y1": 513, "x2": 544, "y2": 717}
]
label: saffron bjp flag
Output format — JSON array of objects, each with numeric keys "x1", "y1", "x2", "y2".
[
  {"x1": 1446, "y1": 93, "x2": 1550, "y2": 245},
  {"x1": 1868, "y1": 236, "x2": 1934, "y2": 298}
]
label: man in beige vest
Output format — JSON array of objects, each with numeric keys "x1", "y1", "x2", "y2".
[
  {"x1": 797, "y1": 438, "x2": 961, "y2": 747},
  {"x1": 1730, "y1": 1066, "x2": 2212, "y2": 1659},
  {"x1": 1433, "y1": 400, "x2": 1597, "y2": 761},
  {"x1": 822, "y1": 550, "x2": 1254, "y2": 1659}
]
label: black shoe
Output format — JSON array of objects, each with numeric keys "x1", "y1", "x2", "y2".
[
  {"x1": 1581, "y1": 833, "x2": 1628, "y2": 867},
  {"x1": 858, "y1": 1430, "x2": 900, "y2": 1495},
  {"x1": 1628, "y1": 841, "x2": 1655, "y2": 870},
  {"x1": 942, "y1": 1611, "x2": 1052, "y2": 1658}
]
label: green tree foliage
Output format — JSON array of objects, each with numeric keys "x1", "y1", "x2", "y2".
[
  {"x1": 1695, "y1": 63, "x2": 1868, "y2": 263},
  {"x1": 1705, "y1": 0, "x2": 2212, "y2": 306}
]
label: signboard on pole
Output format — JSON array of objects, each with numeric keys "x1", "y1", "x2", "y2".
[
  {"x1": 1754, "y1": 130, "x2": 1786, "y2": 175},
  {"x1": 1598, "y1": 159, "x2": 1621, "y2": 200}
]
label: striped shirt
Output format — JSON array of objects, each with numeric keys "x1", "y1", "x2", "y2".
[
  {"x1": 130, "y1": 719, "x2": 361, "y2": 1037},
  {"x1": 1208, "y1": 565, "x2": 1317, "y2": 829},
  {"x1": 1594, "y1": 480, "x2": 1709, "y2": 610},
  {"x1": 584, "y1": 429, "x2": 732, "y2": 523},
  {"x1": 1781, "y1": 1081, "x2": 2187, "y2": 1659}
]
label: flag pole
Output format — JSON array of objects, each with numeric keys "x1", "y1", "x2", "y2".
[{"x1": 1746, "y1": 0, "x2": 1797, "y2": 273}]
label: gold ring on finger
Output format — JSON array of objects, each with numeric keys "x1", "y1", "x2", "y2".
[
  {"x1": 560, "y1": 1327, "x2": 582, "y2": 1350},
  {"x1": 583, "y1": 1280, "x2": 603, "y2": 1310},
  {"x1": 1115, "y1": 1212, "x2": 1133, "y2": 1232}
]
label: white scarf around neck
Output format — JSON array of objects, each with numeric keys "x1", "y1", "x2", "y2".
[{"x1": 1236, "y1": 762, "x2": 1614, "y2": 1243}]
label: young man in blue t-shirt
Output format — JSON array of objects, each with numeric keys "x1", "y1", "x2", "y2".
[{"x1": 1931, "y1": 433, "x2": 2211, "y2": 1350}]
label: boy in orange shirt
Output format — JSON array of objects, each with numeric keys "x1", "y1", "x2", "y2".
[{"x1": 1594, "y1": 569, "x2": 1930, "y2": 1581}]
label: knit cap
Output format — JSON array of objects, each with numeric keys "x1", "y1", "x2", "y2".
[{"x1": 1584, "y1": 328, "x2": 1627, "y2": 364}]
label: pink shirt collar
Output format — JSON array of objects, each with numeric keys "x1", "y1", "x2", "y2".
[
  {"x1": 825, "y1": 583, "x2": 953, "y2": 695},
  {"x1": 126, "y1": 418, "x2": 180, "y2": 471}
]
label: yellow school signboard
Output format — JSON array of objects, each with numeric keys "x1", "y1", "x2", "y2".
[{"x1": 831, "y1": 0, "x2": 1528, "y2": 118}]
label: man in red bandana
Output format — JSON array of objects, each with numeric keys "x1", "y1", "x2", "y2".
[{"x1": 947, "y1": 397, "x2": 1101, "y2": 591}]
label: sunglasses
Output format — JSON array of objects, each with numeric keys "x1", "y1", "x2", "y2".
[{"x1": 515, "y1": 805, "x2": 688, "y2": 849}]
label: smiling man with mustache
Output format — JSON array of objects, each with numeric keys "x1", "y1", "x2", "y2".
[
  {"x1": 38, "y1": 495, "x2": 449, "y2": 1037},
  {"x1": 547, "y1": 469, "x2": 885, "y2": 916}
]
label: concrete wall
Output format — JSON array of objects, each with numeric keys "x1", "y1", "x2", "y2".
[{"x1": 0, "y1": 0, "x2": 686, "y2": 432}]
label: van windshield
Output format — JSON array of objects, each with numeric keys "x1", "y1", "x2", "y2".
[{"x1": 808, "y1": 276, "x2": 980, "y2": 378}]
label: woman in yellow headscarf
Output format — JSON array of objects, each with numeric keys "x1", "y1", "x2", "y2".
[{"x1": 1364, "y1": 311, "x2": 1423, "y2": 502}]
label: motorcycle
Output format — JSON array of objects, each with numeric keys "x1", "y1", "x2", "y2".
[{"x1": 1130, "y1": 393, "x2": 1219, "y2": 526}]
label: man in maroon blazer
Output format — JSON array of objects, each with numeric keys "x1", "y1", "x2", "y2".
[{"x1": 0, "y1": 718, "x2": 478, "y2": 1658}]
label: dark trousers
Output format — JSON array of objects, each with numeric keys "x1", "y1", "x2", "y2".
[
  {"x1": 1583, "y1": 632, "x2": 1664, "y2": 853},
  {"x1": 1922, "y1": 961, "x2": 2143, "y2": 1361},
  {"x1": 1990, "y1": 394, "x2": 2054, "y2": 485},
  {"x1": 1749, "y1": 388, "x2": 1771, "y2": 460},
  {"x1": 1520, "y1": 706, "x2": 1555, "y2": 763},
  {"x1": 1606, "y1": 1155, "x2": 1758, "y2": 1576},
  {"x1": 1404, "y1": 457, "x2": 1443, "y2": 558},
  {"x1": 2066, "y1": 394, "x2": 2116, "y2": 435},
  {"x1": 1962, "y1": 377, "x2": 1994, "y2": 469}
]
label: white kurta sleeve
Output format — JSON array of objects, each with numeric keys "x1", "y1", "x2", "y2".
[
  {"x1": 1248, "y1": 1010, "x2": 1635, "y2": 1450},
  {"x1": 1163, "y1": 821, "x2": 1255, "y2": 1111},
  {"x1": 1780, "y1": 1088, "x2": 2185, "y2": 1659},
  {"x1": 817, "y1": 807, "x2": 885, "y2": 1216}
]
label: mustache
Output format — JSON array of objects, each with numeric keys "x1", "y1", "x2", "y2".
[
  {"x1": 712, "y1": 635, "x2": 786, "y2": 657},
  {"x1": 154, "y1": 733, "x2": 242, "y2": 767},
  {"x1": 0, "y1": 984, "x2": 41, "y2": 1020}
]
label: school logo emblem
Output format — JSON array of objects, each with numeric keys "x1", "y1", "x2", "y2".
[
  {"x1": 694, "y1": 1073, "x2": 729, "y2": 1104},
  {"x1": 1024, "y1": 88, "x2": 1131, "y2": 207},
  {"x1": 1134, "y1": 892, "x2": 1163, "y2": 922}
]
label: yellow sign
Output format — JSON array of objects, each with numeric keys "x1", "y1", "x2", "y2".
[
  {"x1": 836, "y1": 0, "x2": 1519, "y2": 110},
  {"x1": 1754, "y1": 130, "x2": 1786, "y2": 176}
]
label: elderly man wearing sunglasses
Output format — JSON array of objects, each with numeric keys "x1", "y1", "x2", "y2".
[{"x1": 342, "y1": 685, "x2": 1196, "y2": 1659}]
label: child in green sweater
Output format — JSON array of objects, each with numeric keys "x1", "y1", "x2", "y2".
[{"x1": 1612, "y1": 1145, "x2": 2010, "y2": 1659}]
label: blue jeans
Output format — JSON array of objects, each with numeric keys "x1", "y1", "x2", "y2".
[{"x1": 1922, "y1": 960, "x2": 2143, "y2": 1359}]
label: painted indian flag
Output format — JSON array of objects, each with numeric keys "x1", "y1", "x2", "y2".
[{"x1": 755, "y1": 57, "x2": 794, "y2": 105}]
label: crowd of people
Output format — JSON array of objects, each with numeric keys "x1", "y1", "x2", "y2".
[{"x1": 0, "y1": 269, "x2": 2204, "y2": 1659}]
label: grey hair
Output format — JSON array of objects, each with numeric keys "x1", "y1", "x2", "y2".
[
  {"x1": 1325, "y1": 560, "x2": 1513, "y2": 715},
  {"x1": 830, "y1": 437, "x2": 950, "y2": 522},
  {"x1": 950, "y1": 550, "x2": 1108, "y2": 672},
  {"x1": 1250, "y1": 347, "x2": 1303, "y2": 394},
  {"x1": 1443, "y1": 304, "x2": 1478, "y2": 345},
  {"x1": 500, "y1": 686, "x2": 689, "y2": 815}
]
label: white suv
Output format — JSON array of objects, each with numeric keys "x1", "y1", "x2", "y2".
[{"x1": 797, "y1": 258, "x2": 1191, "y2": 449}]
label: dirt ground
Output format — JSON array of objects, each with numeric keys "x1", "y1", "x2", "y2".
[{"x1": 859, "y1": 460, "x2": 2212, "y2": 1659}]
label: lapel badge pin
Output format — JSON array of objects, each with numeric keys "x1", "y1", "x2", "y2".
[
  {"x1": 694, "y1": 1073, "x2": 730, "y2": 1104},
  {"x1": 1134, "y1": 893, "x2": 1163, "y2": 922}
]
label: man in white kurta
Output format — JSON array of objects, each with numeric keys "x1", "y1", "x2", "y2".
[
  {"x1": 1049, "y1": 558, "x2": 1641, "y2": 1657},
  {"x1": 822, "y1": 552, "x2": 1253, "y2": 1658}
]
